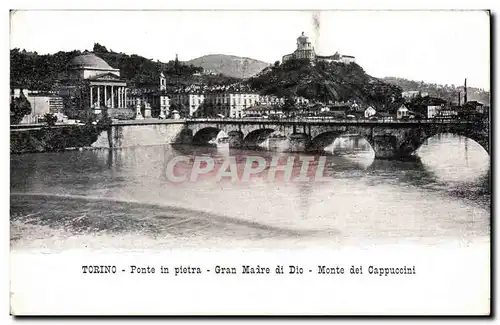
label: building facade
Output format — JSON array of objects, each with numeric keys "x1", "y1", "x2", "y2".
[
  {"x1": 396, "y1": 105, "x2": 410, "y2": 119},
  {"x1": 427, "y1": 105, "x2": 441, "y2": 118},
  {"x1": 204, "y1": 92, "x2": 260, "y2": 118},
  {"x1": 402, "y1": 90, "x2": 429, "y2": 100},
  {"x1": 259, "y1": 95, "x2": 285, "y2": 107},
  {"x1": 169, "y1": 92, "x2": 205, "y2": 117},
  {"x1": 364, "y1": 106, "x2": 377, "y2": 118},
  {"x1": 11, "y1": 89, "x2": 66, "y2": 124}
]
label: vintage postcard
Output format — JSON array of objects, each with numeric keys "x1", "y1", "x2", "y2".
[{"x1": 9, "y1": 9, "x2": 491, "y2": 316}]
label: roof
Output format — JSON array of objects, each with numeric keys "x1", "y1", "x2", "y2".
[
  {"x1": 69, "y1": 53, "x2": 117, "y2": 70},
  {"x1": 465, "y1": 100, "x2": 484, "y2": 106},
  {"x1": 317, "y1": 53, "x2": 341, "y2": 60}
]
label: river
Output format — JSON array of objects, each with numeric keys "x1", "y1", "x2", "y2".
[{"x1": 10, "y1": 133, "x2": 490, "y2": 251}]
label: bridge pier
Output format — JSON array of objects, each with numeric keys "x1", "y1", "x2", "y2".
[
  {"x1": 228, "y1": 131, "x2": 244, "y2": 148},
  {"x1": 176, "y1": 127, "x2": 194, "y2": 144},
  {"x1": 289, "y1": 133, "x2": 310, "y2": 152},
  {"x1": 371, "y1": 135, "x2": 400, "y2": 160}
]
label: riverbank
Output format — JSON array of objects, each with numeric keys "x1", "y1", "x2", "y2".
[{"x1": 10, "y1": 124, "x2": 105, "y2": 154}]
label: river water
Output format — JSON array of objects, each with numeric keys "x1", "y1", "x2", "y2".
[{"x1": 10, "y1": 133, "x2": 490, "y2": 251}]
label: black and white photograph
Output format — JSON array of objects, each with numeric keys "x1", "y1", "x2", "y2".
[{"x1": 8, "y1": 8, "x2": 491, "y2": 316}]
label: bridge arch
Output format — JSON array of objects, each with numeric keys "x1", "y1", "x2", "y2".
[
  {"x1": 308, "y1": 131, "x2": 375, "y2": 155},
  {"x1": 308, "y1": 131, "x2": 343, "y2": 152},
  {"x1": 181, "y1": 118, "x2": 489, "y2": 159},
  {"x1": 174, "y1": 127, "x2": 194, "y2": 144},
  {"x1": 192, "y1": 127, "x2": 225, "y2": 145},
  {"x1": 399, "y1": 130, "x2": 489, "y2": 158},
  {"x1": 243, "y1": 128, "x2": 276, "y2": 148}
]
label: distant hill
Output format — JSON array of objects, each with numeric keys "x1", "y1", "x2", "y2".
[
  {"x1": 248, "y1": 59, "x2": 403, "y2": 109},
  {"x1": 382, "y1": 77, "x2": 490, "y2": 105},
  {"x1": 185, "y1": 54, "x2": 270, "y2": 79}
]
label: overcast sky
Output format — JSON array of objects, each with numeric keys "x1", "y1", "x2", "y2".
[{"x1": 9, "y1": 10, "x2": 490, "y2": 89}]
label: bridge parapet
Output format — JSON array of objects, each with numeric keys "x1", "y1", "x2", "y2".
[{"x1": 13, "y1": 117, "x2": 489, "y2": 158}]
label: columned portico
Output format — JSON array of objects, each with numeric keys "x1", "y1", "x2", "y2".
[
  {"x1": 64, "y1": 53, "x2": 131, "y2": 116},
  {"x1": 89, "y1": 82, "x2": 128, "y2": 111}
]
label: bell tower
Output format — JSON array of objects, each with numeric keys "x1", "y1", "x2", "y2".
[
  {"x1": 159, "y1": 72, "x2": 166, "y2": 91},
  {"x1": 463, "y1": 78, "x2": 468, "y2": 104}
]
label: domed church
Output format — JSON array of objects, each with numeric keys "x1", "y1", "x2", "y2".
[
  {"x1": 60, "y1": 53, "x2": 129, "y2": 114},
  {"x1": 282, "y1": 32, "x2": 356, "y2": 65}
]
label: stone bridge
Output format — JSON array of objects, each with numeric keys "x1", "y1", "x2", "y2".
[{"x1": 179, "y1": 118, "x2": 490, "y2": 159}]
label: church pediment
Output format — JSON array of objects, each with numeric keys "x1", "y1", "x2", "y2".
[{"x1": 89, "y1": 73, "x2": 123, "y2": 81}]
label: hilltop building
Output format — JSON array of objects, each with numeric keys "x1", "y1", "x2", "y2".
[
  {"x1": 282, "y1": 32, "x2": 316, "y2": 62},
  {"x1": 282, "y1": 32, "x2": 356, "y2": 64}
]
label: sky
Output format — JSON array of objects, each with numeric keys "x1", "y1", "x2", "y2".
[{"x1": 9, "y1": 10, "x2": 490, "y2": 90}]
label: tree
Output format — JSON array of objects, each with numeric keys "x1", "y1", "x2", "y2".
[
  {"x1": 97, "y1": 109, "x2": 112, "y2": 130},
  {"x1": 10, "y1": 91, "x2": 32, "y2": 124},
  {"x1": 93, "y1": 43, "x2": 108, "y2": 53},
  {"x1": 43, "y1": 113, "x2": 58, "y2": 126},
  {"x1": 281, "y1": 96, "x2": 297, "y2": 116}
]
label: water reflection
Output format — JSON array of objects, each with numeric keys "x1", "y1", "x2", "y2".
[
  {"x1": 10, "y1": 133, "x2": 490, "y2": 249},
  {"x1": 417, "y1": 133, "x2": 490, "y2": 184}
]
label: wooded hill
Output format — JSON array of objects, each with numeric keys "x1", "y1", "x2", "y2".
[
  {"x1": 248, "y1": 59, "x2": 404, "y2": 109},
  {"x1": 382, "y1": 77, "x2": 490, "y2": 106},
  {"x1": 10, "y1": 43, "x2": 239, "y2": 90}
]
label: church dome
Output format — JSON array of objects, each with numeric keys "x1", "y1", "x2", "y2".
[{"x1": 69, "y1": 53, "x2": 114, "y2": 70}]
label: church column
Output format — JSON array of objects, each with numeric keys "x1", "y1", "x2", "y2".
[
  {"x1": 125, "y1": 88, "x2": 128, "y2": 108},
  {"x1": 104, "y1": 85, "x2": 107, "y2": 108},
  {"x1": 97, "y1": 86, "x2": 101, "y2": 108},
  {"x1": 111, "y1": 86, "x2": 115, "y2": 108},
  {"x1": 117, "y1": 87, "x2": 120, "y2": 108},
  {"x1": 90, "y1": 86, "x2": 93, "y2": 108},
  {"x1": 119, "y1": 87, "x2": 123, "y2": 108}
]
